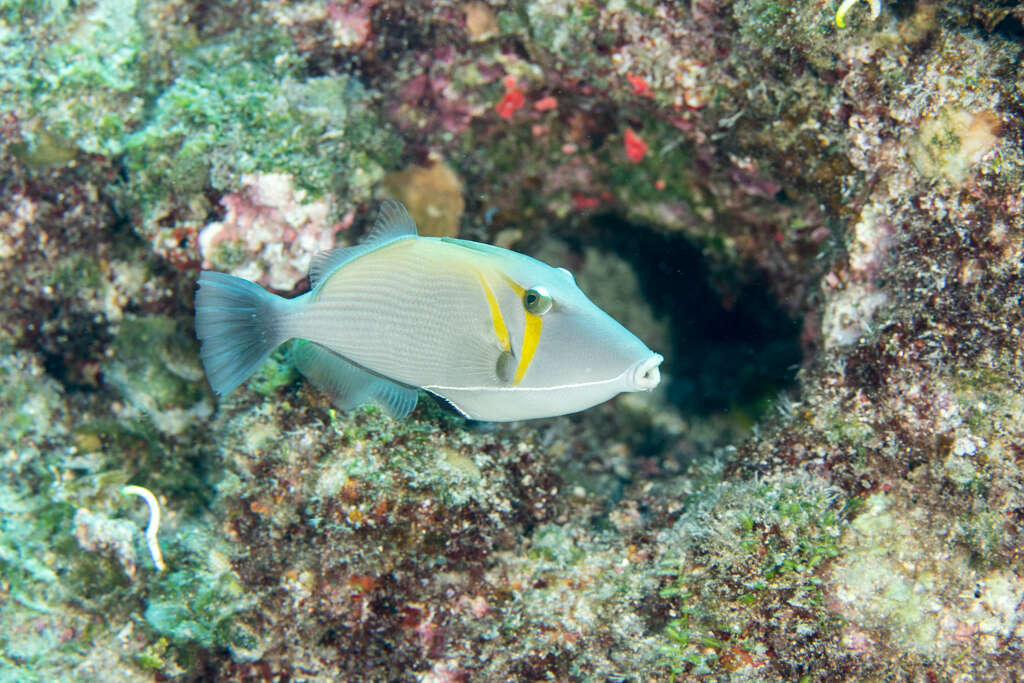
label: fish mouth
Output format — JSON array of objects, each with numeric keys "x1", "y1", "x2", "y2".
[{"x1": 629, "y1": 353, "x2": 663, "y2": 391}]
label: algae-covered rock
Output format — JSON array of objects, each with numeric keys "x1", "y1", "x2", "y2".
[{"x1": 2, "y1": 0, "x2": 1024, "y2": 679}]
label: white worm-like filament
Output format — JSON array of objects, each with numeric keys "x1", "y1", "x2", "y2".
[{"x1": 122, "y1": 485, "x2": 167, "y2": 571}]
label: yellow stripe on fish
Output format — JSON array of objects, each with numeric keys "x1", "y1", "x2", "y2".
[
  {"x1": 514, "y1": 310, "x2": 543, "y2": 385},
  {"x1": 474, "y1": 269, "x2": 511, "y2": 352},
  {"x1": 498, "y1": 275, "x2": 543, "y2": 385}
]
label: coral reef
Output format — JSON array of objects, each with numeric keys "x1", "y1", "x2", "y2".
[
  {"x1": 197, "y1": 173, "x2": 347, "y2": 292},
  {"x1": 380, "y1": 160, "x2": 466, "y2": 238},
  {"x1": 1, "y1": 0, "x2": 1023, "y2": 680}
]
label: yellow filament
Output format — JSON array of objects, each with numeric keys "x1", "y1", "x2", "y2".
[{"x1": 835, "y1": 0, "x2": 880, "y2": 28}]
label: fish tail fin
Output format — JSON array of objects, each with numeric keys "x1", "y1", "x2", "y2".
[{"x1": 194, "y1": 271, "x2": 294, "y2": 396}]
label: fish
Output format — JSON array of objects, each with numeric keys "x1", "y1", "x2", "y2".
[{"x1": 194, "y1": 200, "x2": 662, "y2": 421}]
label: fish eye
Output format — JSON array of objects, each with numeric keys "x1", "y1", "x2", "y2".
[{"x1": 523, "y1": 286, "x2": 553, "y2": 315}]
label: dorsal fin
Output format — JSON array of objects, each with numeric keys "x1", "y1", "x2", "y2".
[
  {"x1": 366, "y1": 199, "x2": 418, "y2": 245},
  {"x1": 308, "y1": 200, "x2": 419, "y2": 288}
]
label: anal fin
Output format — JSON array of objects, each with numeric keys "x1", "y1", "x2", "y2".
[{"x1": 292, "y1": 341, "x2": 418, "y2": 419}]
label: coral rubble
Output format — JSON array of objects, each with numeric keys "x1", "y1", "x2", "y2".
[{"x1": 1, "y1": 0, "x2": 1023, "y2": 679}]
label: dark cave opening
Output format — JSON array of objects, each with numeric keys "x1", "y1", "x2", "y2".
[{"x1": 565, "y1": 213, "x2": 803, "y2": 420}]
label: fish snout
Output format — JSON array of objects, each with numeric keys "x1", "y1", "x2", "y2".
[{"x1": 629, "y1": 353, "x2": 663, "y2": 391}]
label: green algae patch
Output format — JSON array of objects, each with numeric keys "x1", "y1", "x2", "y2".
[
  {"x1": 0, "y1": 480, "x2": 145, "y2": 680},
  {"x1": 0, "y1": 486, "x2": 65, "y2": 609},
  {"x1": 0, "y1": 351, "x2": 68, "y2": 443},
  {"x1": 2, "y1": 0, "x2": 402, "y2": 265},
  {"x1": 247, "y1": 343, "x2": 300, "y2": 397},
  {"x1": 104, "y1": 315, "x2": 211, "y2": 436},
  {"x1": 0, "y1": 0, "x2": 149, "y2": 157},
  {"x1": 144, "y1": 569, "x2": 254, "y2": 652},
  {"x1": 655, "y1": 473, "x2": 852, "y2": 677},
  {"x1": 530, "y1": 524, "x2": 585, "y2": 566},
  {"x1": 121, "y1": 43, "x2": 400, "y2": 206}
]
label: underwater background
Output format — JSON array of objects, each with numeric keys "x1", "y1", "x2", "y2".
[{"x1": 2, "y1": 0, "x2": 1023, "y2": 679}]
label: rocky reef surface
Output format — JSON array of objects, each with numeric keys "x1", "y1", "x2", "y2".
[{"x1": 1, "y1": 0, "x2": 1023, "y2": 680}]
